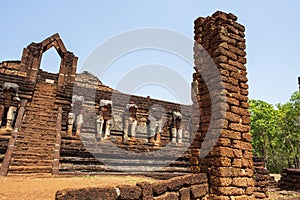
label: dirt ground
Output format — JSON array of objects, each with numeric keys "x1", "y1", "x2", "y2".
[
  {"x1": 0, "y1": 175, "x2": 156, "y2": 200},
  {"x1": 268, "y1": 190, "x2": 300, "y2": 200},
  {"x1": 0, "y1": 175, "x2": 299, "y2": 200}
]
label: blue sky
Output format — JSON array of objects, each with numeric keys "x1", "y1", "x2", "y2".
[{"x1": 0, "y1": 1, "x2": 299, "y2": 105}]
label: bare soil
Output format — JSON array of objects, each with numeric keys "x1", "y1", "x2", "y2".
[
  {"x1": 0, "y1": 175, "x2": 299, "y2": 200},
  {"x1": 0, "y1": 175, "x2": 156, "y2": 200},
  {"x1": 268, "y1": 190, "x2": 300, "y2": 200}
]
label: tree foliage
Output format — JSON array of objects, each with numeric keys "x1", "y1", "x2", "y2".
[{"x1": 250, "y1": 91, "x2": 300, "y2": 173}]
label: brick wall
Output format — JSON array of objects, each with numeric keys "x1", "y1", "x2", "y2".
[
  {"x1": 253, "y1": 156, "x2": 270, "y2": 198},
  {"x1": 279, "y1": 168, "x2": 300, "y2": 190},
  {"x1": 0, "y1": 61, "x2": 26, "y2": 77},
  {"x1": 55, "y1": 173, "x2": 209, "y2": 200}
]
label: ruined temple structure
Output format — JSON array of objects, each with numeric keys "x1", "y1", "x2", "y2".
[
  {"x1": 0, "y1": 33, "x2": 193, "y2": 177},
  {"x1": 0, "y1": 11, "x2": 271, "y2": 200}
]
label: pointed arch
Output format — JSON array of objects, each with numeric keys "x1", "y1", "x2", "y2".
[
  {"x1": 20, "y1": 33, "x2": 78, "y2": 87},
  {"x1": 40, "y1": 46, "x2": 61, "y2": 73},
  {"x1": 40, "y1": 33, "x2": 67, "y2": 57}
]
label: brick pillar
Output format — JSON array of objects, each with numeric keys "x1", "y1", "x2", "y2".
[
  {"x1": 20, "y1": 42, "x2": 43, "y2": 82},
  {"x1": 191, "y1": 11, "x2": 255, "y2": 199},
  {"x1": 58, "y1": 51, "x2": 77, "y2": 87}
]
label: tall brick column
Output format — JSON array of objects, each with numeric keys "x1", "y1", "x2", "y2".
[{"x1": 191, "y1": 11, "x2": 255, "y2": 199}]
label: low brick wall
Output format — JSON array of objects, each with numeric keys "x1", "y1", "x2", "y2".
[
  {"x1": 253, "y1": 156, "x2": 270, "y2": 198},
  {"x1": 279, "y1": 168, "x2": 300, "y2": 191},
  {"x1": 55, "y1": 173, "x2": 208, "y2": 200}
]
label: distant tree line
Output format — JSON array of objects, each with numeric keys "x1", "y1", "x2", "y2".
[{"x1": 250, "y1": 91, "x2": 300, "y2": 173}]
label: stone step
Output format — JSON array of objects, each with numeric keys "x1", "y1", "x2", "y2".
[
  {"x1": 15, "y1": 142, "x2": 54, "y2": 152},
  {"x1": 16, "y1": 132, "x2": 57, "y2": 138},
  {"x1": 29, "y1": 100, "x2": 57, "y2": 106},
  {"x1": 61, "y1": 145, "x2": 190, "y2": 158},
  {"x1": 32, "y1": 92, "x2": 56, "y2": 97},
  {"x1": 34, "y1": 86, "x2": 56, "y2": 90},
  {"x1": 16, "y1": 136, "x2": 57, "y2": 142},
  {"x1": 25, "y1": 107, "x2": 58, "y2": 114},
  {"x1": 59, "y1": 163, "x2": 190, "y2": 173},
  {"x1": 27, "y1": 104, "x2": 57, "y2": 110},
  {"x1": 23, "y1": 114, "x2": 58, "y2": 121},
  {"x1": 12, "y1": 149, "x2": 55, "y2": 157},
  {"x1": 14, "y1": 138, "x2": 56, "y2": 144},
  {"x1": 20, "y1": 121, "x2": 58, "y2": 128},
  {"x1": 32, "y1": 92, "x2": 57, "y2": 97},
  {"x1": 11, "y1": 158, "x2": 53, "y2": 166},
  {"x1": 25, "y1": 105, "x2": 58, "y2": 112},
  {"x1": 7, "y1": 173, "x2": 52, "y2": 177},
  {"x1": 9, "y1": 166, "x2": 52, "y2": 174},
  {"x1": 34, "y1": 85, "x2": 56, "y2": 90},
  {"x1": 59, "y1": 164, "x2": 113, "y2": 172},
  {"x1": 12, "y1": 150, "x2": 53, "y2": 157},
  {"x1": 20, "y1": 126, "x2": 58, "y2": 132},
  {"x1": 25, "y1": 107, "x2": 57, "y2": 114},
  {"x1": 59, "y1": 156, "x2": 189, "y2": 167}
]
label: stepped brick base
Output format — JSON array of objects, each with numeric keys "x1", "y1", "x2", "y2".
[{"x1": 8, "y1": 82, "x2": 59, "y2": 175}]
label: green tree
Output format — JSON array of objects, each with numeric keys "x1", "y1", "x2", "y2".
[
  {"x1": 277, "y1": 91, "x2": 300, "y2": 169},
  {"x1": 250, "y1": 91, "x2": 300, "y2": 173},
  {"x1": 249, "y1": 99, "x2": 282, "y2": 172}
]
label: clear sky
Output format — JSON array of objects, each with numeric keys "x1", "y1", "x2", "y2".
[{"x1": 0, "y1": 1, "x2": 299, "y2": 105}]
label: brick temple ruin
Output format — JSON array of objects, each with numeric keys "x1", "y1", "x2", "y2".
[{"x1": 0, "y1": 11, "x2": 274, "y2": 199}]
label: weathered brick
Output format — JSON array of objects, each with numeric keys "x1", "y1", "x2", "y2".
[
  {"x1": 232, "y1": 159, "x2": 242, "y2": 168},
  {"x1": 117, "y1": 185, "x2": 142, "y2": 200},
  {"x1": 241, "y1": 115, "x2": 250, "y2": 124},
  {"x1": 154, "y1": 192, "x2": 178, "y2": 200},
  {"x1": 226, "y1": 112, "x2": 241, "y2": 123},
  {"x1": 210, "y1": 176, "x2": 232, "y2": 187},
  {"x1": 230, "y1": 106, "x2": 249, "y2": 116},
  {"x1": 190, "y1": 184, "x2": 208, "y2": 199},
  {"x1": 214, "y1": 48, "x2": 238, "y2": 61},
  {"x1": 209, "y1": 147, "x2": 235, "y2": 158},
  {"x1": 217, "y1": 138, "x2": 231, "y2": 147},
  {"x1": 220, "y1": 129, "x2": 241, "y2": 140},
  {"x1": 152, "y1": 181, "x2": 168, "y2": 196},
  {"x1": 218, "y1": 187, "x2": 244, "y2": 196},
  {"x1": 55, "y1": 187, "x2": 119, "y2": 200},
  {"x1": 179, "y1": 188, "x2": 190, "y2": 200},
  {"x1": 229, "y1": 123, "x2": 250, "y2": 133},
  {"x1": 229, "y1": 45, "x2": 246, "y2": 57},
  {"x1": 227, "y1": 97, "x2": 240, "y2": 106},
  {"x1": 242, "y1": 133, "x2": 252, "y2": 142},
  {"x1": 241, "y1": 158, "x2": 253, "y2": 168},
  {"x1": 212, "y1": 167, "x2": 233, "y2": 177},
  {"x1": 237, "y1": 56, "x2": 247, "y2": 65},
  {"x1": 136, "y1": 182, "x2": 153, "y2": 200}
]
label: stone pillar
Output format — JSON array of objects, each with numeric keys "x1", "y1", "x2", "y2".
[
  {"x1": 191, "y1": 11, "x2": 255, "y2": 199},
  {"x1": 58, "y1": 51, "x2": 77, "y2": 87},
  {"x1": 298, "y1": 76, "x2": 300, "y2": 91},
  {"x1": 19, "y1": 42, "x2": 43, "y2": 82}
]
